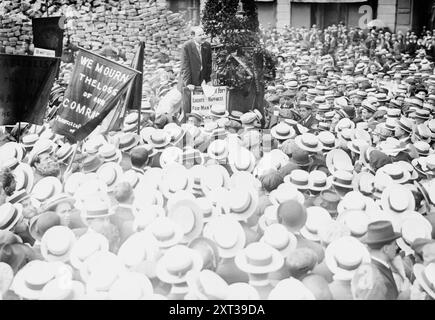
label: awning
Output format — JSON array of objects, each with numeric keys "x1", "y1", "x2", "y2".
[{"x1": 291, "y1": 0, "x2": 367, "y2": 3}]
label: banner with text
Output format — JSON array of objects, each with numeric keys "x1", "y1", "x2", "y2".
[
  {"x1": 52, "y1": 48, "x2": 138, "y2": 142},
  {"x1": 191, "y1": 86, "x2": 228, "y2": 117},
  {"x1": 0, "y1": 54, "x2": 60, "y2": 125}
]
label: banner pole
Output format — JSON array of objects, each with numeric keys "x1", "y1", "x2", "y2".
[
  {"x1": 17, "y1": 122, "x2": 21, "y2": 143},
  {"x1": 63, "y1": 142, "x2": 79, "y2": 181}
]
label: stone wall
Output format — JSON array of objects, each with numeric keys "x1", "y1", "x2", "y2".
[{"x1": 0, "y1": 0, "x2": 191, "y2": 63}]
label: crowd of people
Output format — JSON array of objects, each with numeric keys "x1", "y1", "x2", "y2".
[{"x1": 1, "y1": 21, "x2": 435, "y2": 300}]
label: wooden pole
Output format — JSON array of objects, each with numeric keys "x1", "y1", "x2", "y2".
[{"x1": 63, "y1": 142, "x2": 80, "y2": 182}]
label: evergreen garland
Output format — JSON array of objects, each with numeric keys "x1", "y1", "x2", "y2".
[{"x1": 202, "y1": 0, "x2": 276, "y2": 93}]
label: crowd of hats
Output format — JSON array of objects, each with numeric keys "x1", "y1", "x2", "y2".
[{"x1": 2, "y1": 24, "x2": 435, "y2": 301}]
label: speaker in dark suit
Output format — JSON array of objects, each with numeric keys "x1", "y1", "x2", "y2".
[{"x1": 178, "y1": 27, "x2": 212, "y2": 118}]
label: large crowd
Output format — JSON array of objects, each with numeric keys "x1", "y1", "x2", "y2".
[{"x1": 0, "y1": 22, "x2": 435, "y2": 300}]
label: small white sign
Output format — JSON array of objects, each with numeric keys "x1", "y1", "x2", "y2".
[
  {"x1": 191, "y1": 86, "x2": 227, "y2": 117},
  {"x1": 34, "y1": 47, "x2": 56, "y2": 57}
]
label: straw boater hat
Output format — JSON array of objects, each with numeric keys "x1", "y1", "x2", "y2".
[
  {"x1": 116, "y1": 232, "x2": 159, "y2": 278},
  {"x1": 55, "y1": 143, "x2": 75, "y2": 164},
  {"x1": 80, "y1": 252, "x2": 125, "y2": 296},
  {"x1": 155, "y1": 245, "x2": 203, "y2": 284},
  {"x1": 412, "y1": 154, "x2": 435, "y2": 177},
  {"x1": 107, "y1": 272, "x2": 154, "y2": 300},
  {"x1": 337, "y1": 191, "x2": 379, "y2": 216},
  {"x1": 12, "y1": 260, "x2": 71, "y2": 300},
  {"x1": 168, "y1": 199, "x2": 204, "y2": 244},
  {"x1": 308, "y1": 170, "x2": 332, "y2": 192},
  {"x1": 39, "y1": 277, "x2": 85, "y2": 300},
  {"x1": 118, "y1": 133, "x2": 141, "y2": 153},
  {"x1": 234, "y1": 242, "x2": 284, "y2": 275},
  {"x1": 159, "y1": 146, "x2": 183, "y2": 168},
  {"x1": 207, "y1": 139, "x2": 229, "y2": 161},
  {"x1": 228, "y1": 147, "x2": 256, "y2": 173},
  {"x1": 300, "y1": 206, "x2": 333, "y2": 242},
  {"x1": 329, "y1": 170, "x2": 354, "y2": 190},
  {"x1": 186, "y1": 269, "x2": 229, "y2": 300},
  {"x1": 268, "y1": 278, "x2": 315, "y2": 300},
  {"x1": 260, "y1": 224, "x2": 298, "y2": 258},
  {"x1": 269, "y1": 184, "x2": 305, "y2": 206},
  {"x1": 200, "y1": 164, "x2": 231, "y2": 195},
  {"x1": 210, "y1": 104, "x2": 229, "y2": 118},
  {"x1": 230, "y1": 171, "x2": 261, "y2": 191},
  {"x1": 31, "y1": 177, "x2": 63, "y2": 203},
  {"x1": 325, "y1": 236, "x2": 370, "y2": 281},
  {"x1": 295, "y1": 133, "x2": 322, "y2": 153},
  {"x1": 396, "y1": 215, "x2": 433, "y2": 255},
  {"x1": 318, "y1": 131, "x2": 336, "y2": 151},
  {"x1": 284, "y1": 169, "x2": 310, "y2": 191},
  {"x1": 203, "y1": 215, "x2": 246, "y2": 258},
  {"x1": 413, "y1": 263, "x2": 435, "y2": 299},
  {"x1": 13, "y1": 163, "x2": 34, "y2": 194},
  {"x1": 140, "y1": 127, "x2": 156, "y2": 144},
  {"x1": 380, "y1": 184, "x2": 415, "y2": 215},
  {"x1": 133, "y1": 204, "x2": 166, "y2": 232},
  {"x1": 98, "y1": 144, "x2": 122, "y2": 164},
  {"x1": 0, "y1": 203, "x2": 23, "y2": 231},
  {"x1": 326, "y1": 149, "x2": 353, "y2": 174},
  {"x1": 144, "y1": 217, "x2": 184, "y2": 249},
  {"x1": 21, "y1": 134, "x2": 39, "y2": 151},
  {"x1": 159, "y1": 164, "x2": 194, "y2": 200},
  {"x1": 226, "y1": 186, "x2": 258, "y2": 222},
  {"x1": 146, "y1": 129, "x2": 171, "y2": 150},
  {"x1": 80, "y1": 197, "x2": 114, "y2": 221},
  {"x1": 337, "y1": 210, "x2": 369, "y2": 238},
  {"x1": 69, "y1": 231, "x2": 110, "y2": 270},
  {"x1": 271, "y1": 122, "x2": 296, "y2": 141},
  {"x1": 96, "y1": 162, "x2": 124, "y2": 192},
  {"x1": 0, "y1": 142, "x2": 25, "y2": 162},
  {"x1": 40, "y1": 226, "x2": 76, "y2": 263}
]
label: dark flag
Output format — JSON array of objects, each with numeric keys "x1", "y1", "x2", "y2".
[
  {"x1": 51, "y1": 48, "x2": 139, "y2": 142},
  {"x1": 32, "y1": 16, "x2": 65, "y2": 57},
  {"x1": 0, "y1": 54, "x2": 60, "y2": 125},
  {"x1": 100, "y1": 42, "x2": 145, "y2": 134}
]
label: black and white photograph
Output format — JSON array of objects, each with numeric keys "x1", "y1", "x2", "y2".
[{"x1": 0, "y1": 0, "x2": 435, "y2": 302}]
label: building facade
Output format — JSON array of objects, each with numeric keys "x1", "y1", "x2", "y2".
[{"x1": 169, "y1": 0, "x2": 435, "y2": 34}]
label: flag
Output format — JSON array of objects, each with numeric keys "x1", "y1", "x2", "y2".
[
  {"x1": 100, "y1": 42, "x2": 145, "y2": 134},
  {"x1": 51, "y1": 48, "x2": 139, "y2": 142},
  {"x1": 0, "y1": 54, "x2": 60, "y2": 125}
]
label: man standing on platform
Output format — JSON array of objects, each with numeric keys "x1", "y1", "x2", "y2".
[{"x1": 178, "y1": 26, "x2": 212, "y2": 122}]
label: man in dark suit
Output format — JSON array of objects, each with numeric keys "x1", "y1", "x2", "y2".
[
  {"x1": 178, "y1": 26, "x2": 212, "y2": 120},
  {"x1": 363, "y1": 220, "x2": 401, "y2": 300}
]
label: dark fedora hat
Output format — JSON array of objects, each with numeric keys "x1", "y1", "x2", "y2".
[
  {"x1": 291, "y1": 147, "x2": 313, "y2": 167},
  {"x1": 362, "y1": 220, "x2": 401, "y2": 247},
  {"x1": 313, "y1": 190, "x2": 340, "y2": 218}
]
